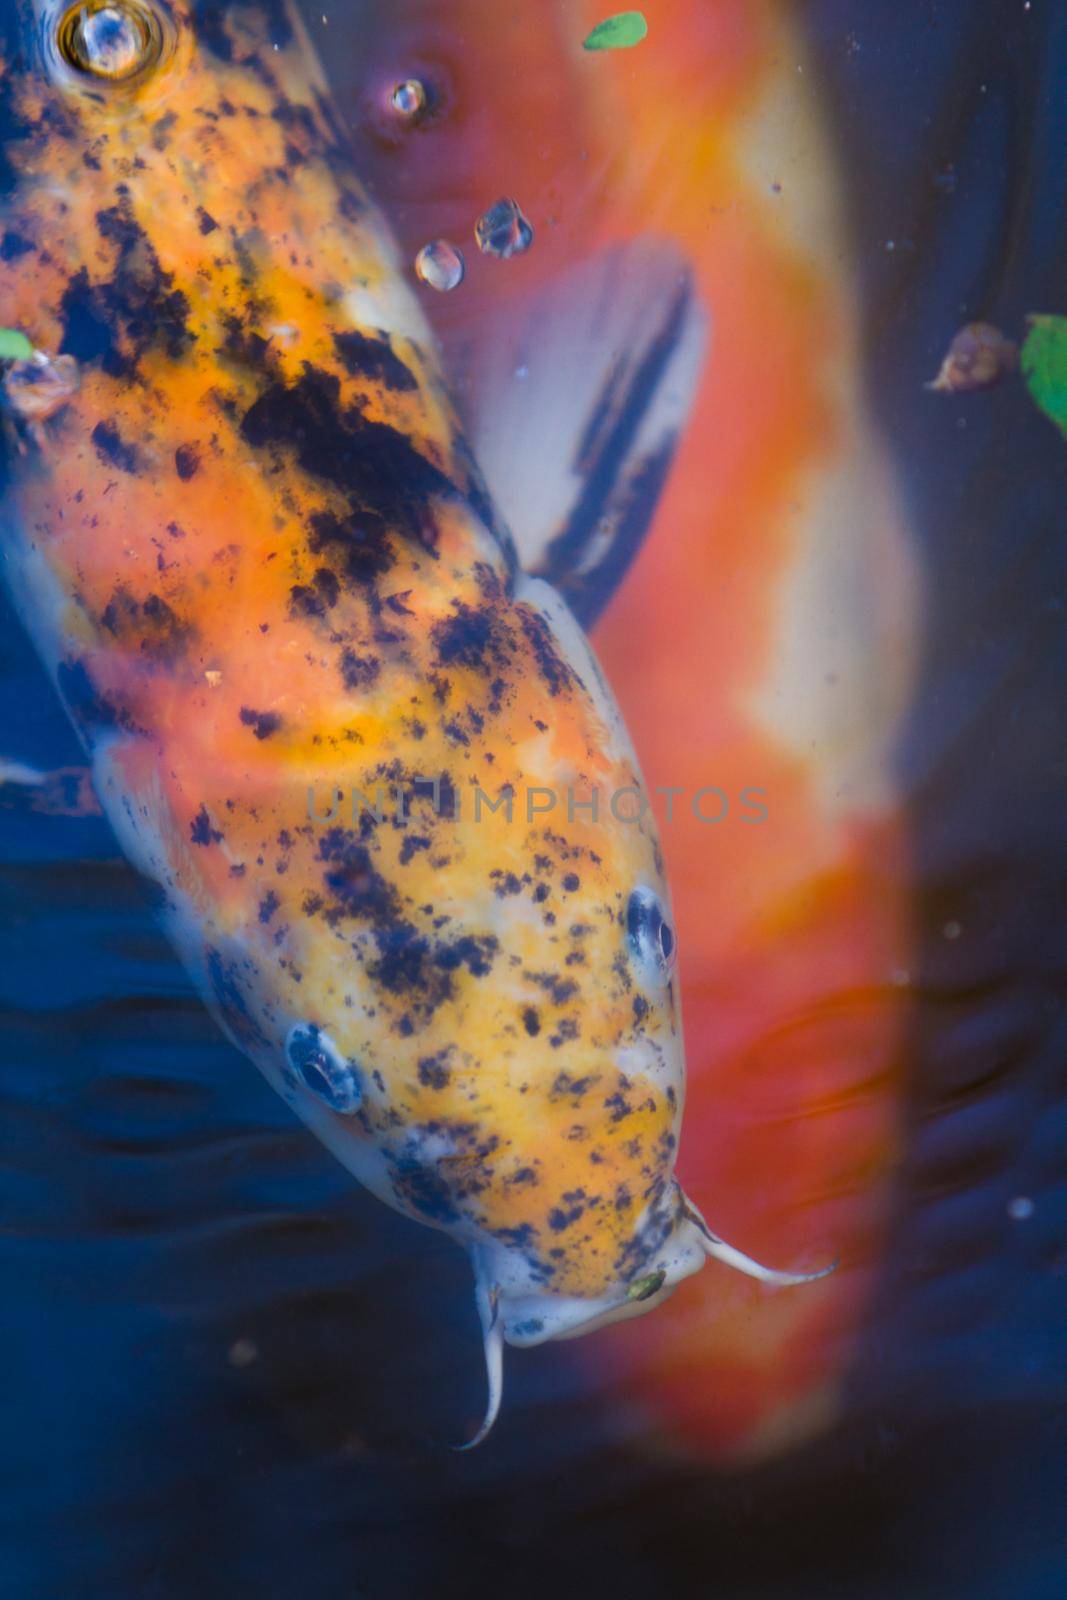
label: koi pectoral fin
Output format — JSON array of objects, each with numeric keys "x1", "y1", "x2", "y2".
[
  {"x1": 0, "y1": 759, "x2": 102, "y2": 817},
  {"x1": 462, "y1": 237, "x2": 709, "y2": 627}
]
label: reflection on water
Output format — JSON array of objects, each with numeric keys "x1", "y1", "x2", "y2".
[{"x1": 3, "y1": 1, "x2": 1067, "y2": 1595}]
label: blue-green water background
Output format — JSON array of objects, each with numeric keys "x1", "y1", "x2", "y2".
[{"x1": 4, "y1": 2, "x2": 1067, "y2": 1595}]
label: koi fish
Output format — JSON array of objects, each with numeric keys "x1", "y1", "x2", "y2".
[
  {"x1": 346, "y1": 0, "x2": 916, "y2": 1459},
  {"x1": 0, "y1": 0, "x2": 831, "y2": 1444}
]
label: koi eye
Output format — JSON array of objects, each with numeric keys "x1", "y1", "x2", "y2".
[
  {"x1": 626, "y1": 886, "x2": 677, "y2": 982},
  {"x1": 626, "y1": 1269, "x2": 667, "y2": 1303},
  {"x1": 58, "y1": 1, "x2": 164, "y2": 83},
  {"x1": 285, "y1": 1024, "x2": 363, "y2": 1114}
]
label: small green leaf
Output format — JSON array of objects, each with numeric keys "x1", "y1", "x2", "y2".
[
  {"x1": 1021, "y1": 314, "x2": 1067, "y2": 439},
  {"x1": 0, "y1": 328, "x2": 34, "y2": 362},
  {"x1": 583, "y1": 11, "x2": 648, "y2": 51}
]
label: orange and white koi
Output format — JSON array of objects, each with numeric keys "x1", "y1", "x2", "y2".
[
  {"x1": 344, "y1": 0, "x2": 919, "y2": 1461},
  {"x1": 0, "y1": 0, "x2": 831, "y2": 1443}
]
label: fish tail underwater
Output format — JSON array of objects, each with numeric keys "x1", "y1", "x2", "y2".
[{"x1": 3, "y1": 0, "x2": 1067, "y2": 1596}]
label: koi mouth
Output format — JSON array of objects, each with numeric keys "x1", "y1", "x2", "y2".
[{"x1": 457, "y1": 1195, "x2": 836, "y2": 1448}]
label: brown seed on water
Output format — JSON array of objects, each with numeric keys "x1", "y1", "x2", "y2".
[{"x1": 928, "y1": 322, "x2": 1018, "y2": 393}]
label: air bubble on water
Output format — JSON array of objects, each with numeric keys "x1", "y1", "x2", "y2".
[
  {"x1": 85, "y1": 8, "x2": 139, "y2": 73},
  {"x1": 69, "y1": 5, "x2": 153, "y2": 80},
  {"x1": 475, "y1": 197, "x2": 534, "y2": 260},
  {"x1": 1008, "y1": 1196, "x2": 1035, "y2": 1221},
  {"x1": 415, "y1": 240, "x2": 465, "y2": 292},
  {"x1": 391, "y1": 78, "x2": 426, "y2": 119}
]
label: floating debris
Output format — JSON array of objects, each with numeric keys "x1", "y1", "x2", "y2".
[
  {"x1": 474, "y1": 197, "x2": 534, "y2": 261},
  {"x1": 390, "y1": 78, "x2": 426, "y2": 119},
  {"x1": 3, "y1": 350, "x2": 80, "y2": 423},
  {"x1": 228, "y1": 1337, "x2": 259, "y2": 1369},
  {"x1": 415, "y1": 239, "x2": 465, "y2": 292},
  {"x1": 928, "y1": 322, "x2": 1018, "y2": 393},
  {"x1": 583, "y1": 11, "x2": 648, "y2": 51},
  {"x1": 0, "y1": 328, "x2": 34, "y2": 362},
  {"x1": 1021, "y1": 314, "x2": 1067, "y2": 439}
]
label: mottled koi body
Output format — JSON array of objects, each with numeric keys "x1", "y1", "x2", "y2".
[{"x1": 0, "y1": 0, "x2": 827, "y2": 1440}]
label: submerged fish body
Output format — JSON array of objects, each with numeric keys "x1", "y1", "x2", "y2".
[
  {"x1": 0, "y1": 0, "x2": 825, "y2": 1433},
  {"x1": 337, "y1": 0, "x2": 917, "y2": 1460},
  {"x1": 0, "y1": 0, "x2": 827, "y2": 1433}
]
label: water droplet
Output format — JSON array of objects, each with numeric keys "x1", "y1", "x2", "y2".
[
  {"x1": 4, "y1": 351, "x2": 80, "y2": 424},
  {"x1": 391, "y1": 78, "x2": 426, "y2": 119},
  {"x1": 79, "y1": 6, "x2": 145, "y2": 74},
  {"x1": 415, "y1": 240, "x2": 465, "y2": 292},
  {"x1": 1008, "y1": 1196, "x2": 1035, "y2": 1221},
  {"x1": 60, "y1": 1, "x2": 163, "y2": 82},
  {"x1": 475, "y1": 197, "x2": 534, "y2": 260}
]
